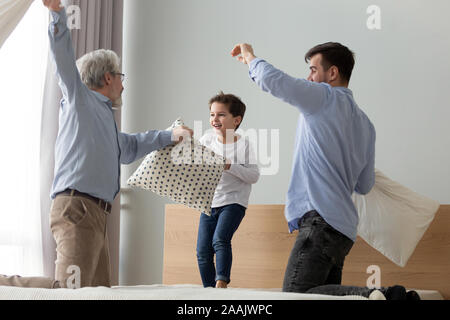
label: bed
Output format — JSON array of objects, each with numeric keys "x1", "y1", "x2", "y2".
[
  {"x1": 163, "y1": 204, "x2": 450, "y2": 300},
  {"x1": 0, "y1": 204, "x2": 447, "y2": 300},
  {"x1": 0, "y1": 284, "x2": 369, "y2": 300}
]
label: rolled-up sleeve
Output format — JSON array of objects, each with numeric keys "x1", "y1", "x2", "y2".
[
  {"x1": 354, "y1": 153, "x2": 375, "y2": 195},
  {"x1": 355, "y1": 129, "x2": 376, "y2": 195}
]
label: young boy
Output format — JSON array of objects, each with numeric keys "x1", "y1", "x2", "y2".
[{"x1": 197, "y1": 92, "x2": 260, "y2": 288}]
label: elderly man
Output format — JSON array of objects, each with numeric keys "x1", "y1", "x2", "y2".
[
  {"x1": 44, "y1": 0, "x2": 194, "y2": 288},
  {"x1": 0, "y1": 0, "x2": 192, "y2": 288}
]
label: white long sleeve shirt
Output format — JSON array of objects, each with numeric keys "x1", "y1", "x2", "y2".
[{"x1": 199, "y1": 133, "x2": 260, "y2": 209}]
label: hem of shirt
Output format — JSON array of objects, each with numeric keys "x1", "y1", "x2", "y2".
[
  {"x1": 212, "y1": 201, "x2": 248, "y2": 209},
  {"x1": 285, "y1": 201, "x2": 314, "y2": 232},
  {"x1": 288, "y1": 211, "x2": 357, "y2": 242},
  {"x1": 288, "y1": 218, "x2": 301, "y2": 233}
]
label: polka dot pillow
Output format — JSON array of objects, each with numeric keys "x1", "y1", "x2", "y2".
[{"x1": 127, "y1": 118, "x2": 225, "y2": 215}]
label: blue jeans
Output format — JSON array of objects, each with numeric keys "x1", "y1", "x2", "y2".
[
  {"x1": 196, "y1": 204, "x2": 246, "y2": 288},
  {"x1": 282, "y1": 210, "x2": 377, "y2": 297}
]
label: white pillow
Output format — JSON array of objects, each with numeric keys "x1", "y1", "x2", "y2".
[
  {"x1": 353, "y1": 169, "x2": 440, "y2": 267},
  {"x1": 127, "y1": 118, "x2": 225, "y2": 215}
]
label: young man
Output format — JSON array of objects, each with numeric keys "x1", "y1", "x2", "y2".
[
  {"x1": 1, "y1": 0, "x2": 192, "y2": 289},
  {"x1": 230, "y1": 43, "x2": 419, "y2": 300}
]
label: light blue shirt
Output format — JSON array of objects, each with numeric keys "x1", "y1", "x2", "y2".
[
  {"x1": 49, "y1": 10, "x2": 173, "y2": 203},
  {"x1": 249, "y1": 58, "x2": 376, "y2": 241}
]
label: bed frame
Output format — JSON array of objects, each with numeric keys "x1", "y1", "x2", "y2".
[{"x1": 163, "y1": 204, "x2": 450, "y2": 299}]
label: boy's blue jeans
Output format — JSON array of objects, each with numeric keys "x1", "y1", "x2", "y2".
[{"x1": 196, "y1": 204, "x2": 246, "y2": 287}]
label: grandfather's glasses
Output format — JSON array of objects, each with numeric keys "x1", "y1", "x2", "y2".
[{"x1": 112, "y1": 72, "x2": 125, "y2": 82}]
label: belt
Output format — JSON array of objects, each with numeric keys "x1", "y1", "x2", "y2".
[{"x1": 57, "y1": 189, "x2": 112, "y2": 214}]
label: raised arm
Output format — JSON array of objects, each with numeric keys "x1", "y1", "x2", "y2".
[
  {"x1": 43, "y1": 0, "x2": 82, "y2": 100},
  {"x1": 231, "y1": 43, "x2": 330, "y2": 116}
]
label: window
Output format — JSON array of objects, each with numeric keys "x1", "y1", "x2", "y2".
[{"x1": 0, "y1": 1, "x2": 48, "y2": 276}]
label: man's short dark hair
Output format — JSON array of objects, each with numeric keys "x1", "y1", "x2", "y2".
[
  {"x1": 305, "y1": 42, "x2": 355, "y2": 83},
  {"x1": 209, "y1": 91, "x2": 246, "y2": 130}
]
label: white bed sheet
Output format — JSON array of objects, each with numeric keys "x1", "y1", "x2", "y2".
[
  {"x1": 0, "y1": 284, "x2": 443, "y2": 300},
  {"x1": 0, "y1": 284, "x2": 368, "y2": 300}
]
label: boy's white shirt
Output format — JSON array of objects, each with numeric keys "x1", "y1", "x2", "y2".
[{"x1": 199, "y1": 132, "x2": 260, "y2": 209}]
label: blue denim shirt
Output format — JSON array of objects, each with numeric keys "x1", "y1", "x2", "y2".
[
  {"x1": 48, "y1": 10, "x2": 173, "y2": 203},
  {"x1": 249, "y1": 58, "x2": 376, "y2": 241}
]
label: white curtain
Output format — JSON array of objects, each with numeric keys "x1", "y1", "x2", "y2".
[
  {"x1": 0, "y1": 0, "x2": 34, "y2": 49},
  {"x1": 0, "y1": 0, "x2": 48, "y2": 276},
  {"x1": 0, "y1": 0, "x2": 123, "y2": 282}
]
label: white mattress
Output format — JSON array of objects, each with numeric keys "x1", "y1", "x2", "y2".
[
  {"x1": 0, "y1": 284, "x2": 442, "y2": 300},
  {"x1": 0, "y1": 284, "x2": 368, "y2": 300}
]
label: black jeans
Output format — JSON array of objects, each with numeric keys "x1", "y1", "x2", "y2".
[{"x1": 282, "y1": 211, "x2": 374, "y2": 297}]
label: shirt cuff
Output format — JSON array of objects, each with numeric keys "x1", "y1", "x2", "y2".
[
  {"x1": 49, "y1": 8, "x2": 67, "y2": 35},
  {"x1": 248, "y1": 58, "x2": 265, "y2": 82},
  {"x1": 162, "y1": 130, "x2": 175, "y2": 146},
  {"x1": 227, "y1": 164, "x2": 237, "y2": 174}
]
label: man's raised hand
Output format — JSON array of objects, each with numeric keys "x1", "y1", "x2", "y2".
[
  {"x1": 230, "y1": 43, "x2": 257, "y2": 65},
  {"x1": 42, "y1": 0, "x2": 62, "y2": 11}
]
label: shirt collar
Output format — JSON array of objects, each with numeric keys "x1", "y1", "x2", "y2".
[
  {"x1": 91, "y1": 90, "x2": 113, "y2": 108},
  {"x1": 335, "y1": 86, "x2": 353, "y2": 96}
]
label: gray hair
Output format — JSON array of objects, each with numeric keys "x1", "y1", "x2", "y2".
[{"x1": 76, "y1": 49, "x2": 121, "y2": 89}]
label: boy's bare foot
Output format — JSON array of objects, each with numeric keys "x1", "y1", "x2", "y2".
[{"x1": 216, "y1": 280, "x2": 228, "y2": 288}]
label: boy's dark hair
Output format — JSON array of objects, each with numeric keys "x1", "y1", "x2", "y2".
[
  {"x1": 209, "y1": 91, "x2": 246, "y2": 130},
  {"x1": 305, "y1": 42, "x2": 355, "y2": 83}
]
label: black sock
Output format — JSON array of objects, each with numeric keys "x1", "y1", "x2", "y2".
[
  {"x1": 383, "y1": 285, "x2": 407, "y2": 300},
  {"x1": 406, "y1": 290, "x2": 421, "y2": 301}
]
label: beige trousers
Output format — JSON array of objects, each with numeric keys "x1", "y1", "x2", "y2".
[
  {"x1": 50, "y1": 194, "x2": 111, "y2": 288},
  {"x1": 0, "y1": 194, "x2": 111, "y2": 289}
]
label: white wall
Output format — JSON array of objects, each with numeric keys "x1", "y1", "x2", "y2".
[{"x1": 120, "y1": 0, "x2": 450, "y2": 285}]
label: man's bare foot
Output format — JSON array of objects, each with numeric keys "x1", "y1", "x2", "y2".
[{"x1": 216, "y1": 280, "x2": 228, "y2": 288}]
